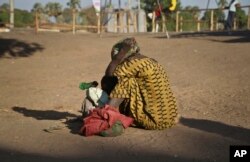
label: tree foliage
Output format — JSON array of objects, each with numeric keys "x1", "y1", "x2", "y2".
[
  {"x1": 235, "y1": 8, "x2": 248, "y2": 29},
  {"x1": 0, "y1": 3, "x2": 33, "y2": 27},
  {"x1": 32, "y1": 3, "x2": 44, "y2": 13},
  {"x1": 14, "y1": 9, "x2": 33, "y2": 27},
  {"x1": 44, "y1": 2, "x2": 63, "y2": 22},
  {"x1": 0, "y1": 3, "x2": 10, "y2": 24},
  {"x1": 67, "y1": 0, "x2": 81, "y2": 10},
  {"x1": 0, "y1": 0, "x2": 248, "y2": 31}
]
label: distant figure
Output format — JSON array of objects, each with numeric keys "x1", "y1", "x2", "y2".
[
  {"x1": 155, "y1": 0, "x2": 177, "y2": 32},
  {"x1": 224, "y1": 0, "x2": 240, "y2": 31}
]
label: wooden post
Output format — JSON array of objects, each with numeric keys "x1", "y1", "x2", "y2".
[
  {"x1": 120, "y1": 11, "x2": 124, "y2": 33},
  {"x1": 134, "y1": 11, "x2": 138, "y2": 33},
  {"x1": 9, "y1": 0, "x2": 14, "y2": 28},
  {"x1": 248, "y1": 7, "x2": 250, "y2": 29},
  {"x1": 233, "y1": 18, "x2": 236, "y2": 30},
  {"x1": 216, "y1": 20, "x2": 218, "y2": 31},
  {"x1": 117, "y1": 11, "x2": 120, "y2": 33},
  {"x1": 180, "y1": 16, "x2": 183, "y2": 32},
  {"x1": 210, "y1": 10, "x2": 214, "y2": 31},
  {"x1": 197, "y1": 19, "x2": 200, "y2": 32},
  {"x1": 72, "y1": 9, "x2": 76, "y2": 34},
  {"x1": 35, "y1": 11, "x2": 39, "y2": 33},
  {"x1": 144, "y1": 13, "x2": 147, "y2": 32},
  {"x1": 114, "y1": 12, "x2": 117, "y2": 33},
  {"x1": 126, "y1": 11, "x2": 130, "y2": 33},
  {"x1": 152, "y1": 12, "x2": 156, "y2": 32},
  {"x1": 176, "y1": 11, "x2": 179, "y2": 32},
  {"x1": 161, "y1": 15, "x2": 166, "y2": 32},
  {"x1": 97, "y1": 13, "x2": 101, "y2": 34}
]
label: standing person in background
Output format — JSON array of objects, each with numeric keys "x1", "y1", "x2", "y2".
[{"x1": 224, "y1": 0, "x2": 240, "y2": 32}]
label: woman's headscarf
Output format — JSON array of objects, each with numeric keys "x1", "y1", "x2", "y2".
[{"x1": 111, "y1": 37, "x2": 140, "y2": 60}]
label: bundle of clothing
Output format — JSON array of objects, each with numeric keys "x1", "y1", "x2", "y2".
[
  {"x1": 79, "y1": 84, "x2": 133, "y2": 137},
  {"x1": 80, "y1": 105, "x2": 133, "y2": 137}
]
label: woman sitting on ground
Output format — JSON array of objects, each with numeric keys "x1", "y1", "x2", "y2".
[{"x1": 102, "y1": 37, "x2": 178, "y2": 130}]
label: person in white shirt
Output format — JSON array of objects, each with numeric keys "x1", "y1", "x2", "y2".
[{"x1": 224, "y1": 0, "x2": 240, "y2": 31}]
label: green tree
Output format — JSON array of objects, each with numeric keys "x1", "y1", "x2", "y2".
[
  {"x1": 0, "y1": 3, "x2": 10, "y2": 24},
  {"x1": 67, "y1": 0, "x2": 81, "y2": 10},
  {"x1": 14, "y1": 9, "x2": 33, "y2": 27},
  {"x1": 0, "y1": 3, "x2": 10, "y2": 10},
  {"x1": 179, "y1": 5, "x2": 201, "y2": 31},
  {"x1": 203, "y1": 9, "x2": 225, "y2": 22},
  {"x1": 66, "y1": 0, "x2": 81, "y2": 24},
  {"x1": 62, "y1": 8, "x2": 72, "y2": 23},
  {"x1": 235, "y1": 8, "x2": 247, "y2": 29},
  {"x1": 32, "y1": 3, "x2": 44, "y2": 13},
  {"x1": 217, "y1": 0, "x2": 228, "y2": 7},
  {"x1": 81, "y1": 6, "x2": 97, "y2": 31},
  {"x1": 45, "y1": 2, "x2": 63, "y2": 22}
]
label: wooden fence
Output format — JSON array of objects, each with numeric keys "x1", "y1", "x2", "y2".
[
  {"x1": 35, "y1": 9, "x2": 103, "y2": 34},
  {"x1": 152, "y1": 5, "x2": 250, "y2": 33},
  {"x1": 34, "y1": 9, "x2": 146, "y2": 34}
]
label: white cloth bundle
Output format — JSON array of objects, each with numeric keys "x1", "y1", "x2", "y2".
[{"x1": 86, "y1": 87, "x2": 109, "y2": 108}]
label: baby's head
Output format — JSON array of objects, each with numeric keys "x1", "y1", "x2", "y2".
[{"x1": 101, "y1": 76, "x2": 118, "y2": 95}]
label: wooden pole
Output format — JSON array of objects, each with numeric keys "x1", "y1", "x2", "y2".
[
  {"x1": 120, "y1": 11, "x2": 124, "y2": 33},
  {"x1": 210, "y1": 10, "x2": 214, "y2": 31},
  {"x1": 152, "y1": 12, "x2": 155, "y2": 32},
  {"x1": 97, "y1": 13, "x2": 101, "y2": 34},
  {"x1": 114, "y1": 13, "x2": 117, "y2": 33},
  {"x1": 72, "y1": 9, "x2": 76, "y2": 34},
  {"x1": 180, "y1": 16, "x2": 183, "y2": 32},
  {"x1": 127, "y1": 11, "x2": 130, "y2": 33},
  {"x1": 233, "y1": 17, "x2": 236, "y2": 30},
  {"x1": 161, "y1": 15, "x2": 166, "y2": 32},
  {"x1": 248, "y1": 7, "x2": 250, "y2": 29},
  {"x1": 114, "y1": 13, "x2": 117, "y2": 32},
  {"x1": 9, "y1": 0, "x2": 14, "y2": 28},
  {"x1": 35, "y1": 11, "x2": 39, "y2": 33},
  {"x1": 215, "y1": 20, "x2": 218, "y2": 31},
  {"x1": 132, "y1": 11, "x2": 135, "y2": 33},
  {"x1": 176, "y1": 11, "x2": 179, "y2": 32},
  {"x1": 134, "y1": 12, "x2": 139, "y2": 33},
  {"x1": 197, "y1": 18, "x2": 200, "y2": 32}
]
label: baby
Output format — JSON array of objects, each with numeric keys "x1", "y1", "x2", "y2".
[{"x1": 80, "y1": 76, "x2": 118, "y2": 117}]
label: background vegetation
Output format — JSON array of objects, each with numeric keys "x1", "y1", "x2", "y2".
[{"x1": 0, "y1": 0, "x2": 248, "y2": 31}]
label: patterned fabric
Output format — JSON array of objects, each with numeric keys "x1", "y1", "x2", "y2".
[
  {"x1": 111, "y1": 37, "x2": 140, "y2": 60},
  {"x1": 110, "y1": 57, "x2": 178, "y2": 130}
]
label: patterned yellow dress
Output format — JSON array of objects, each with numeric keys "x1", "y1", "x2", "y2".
[{"x1": 110, "y1": 57, "x2": 178, "y2": 130}]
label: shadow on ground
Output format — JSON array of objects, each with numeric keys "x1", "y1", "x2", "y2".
[
  {"x1": 0, "y1": 38, "x2": 44, "y2": 58},
  {"x1": 9, "y1": 107, "x2": 250, "y2": 161},
  {"x1": 12, "y1": 106, "x2": 82, "y2": 135},
  {"x1": 180, "y1": 117, "x2": 250, "y2": 143},
  {"x1": 156, "y1": 30, "x2": 250, "y2": 43},
  {"x1": 0, "y1": 145, "x2": 213, "y2": 162}
]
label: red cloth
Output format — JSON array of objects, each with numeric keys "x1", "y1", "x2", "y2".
[
  {"x1": 155, "y1": 5, "x2": 163, "y2": 17},
  {"x1": 80, "y1": 105, "x2": 134, "y2": 136}
]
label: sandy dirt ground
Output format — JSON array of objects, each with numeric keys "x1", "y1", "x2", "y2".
[{"x1": 0, "y1": 30, "x2": 250, "y2": 162}]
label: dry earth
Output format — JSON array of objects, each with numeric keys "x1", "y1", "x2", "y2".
[{"x1": 0, "y1": 29, "x2": 250, "y2": 162}]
